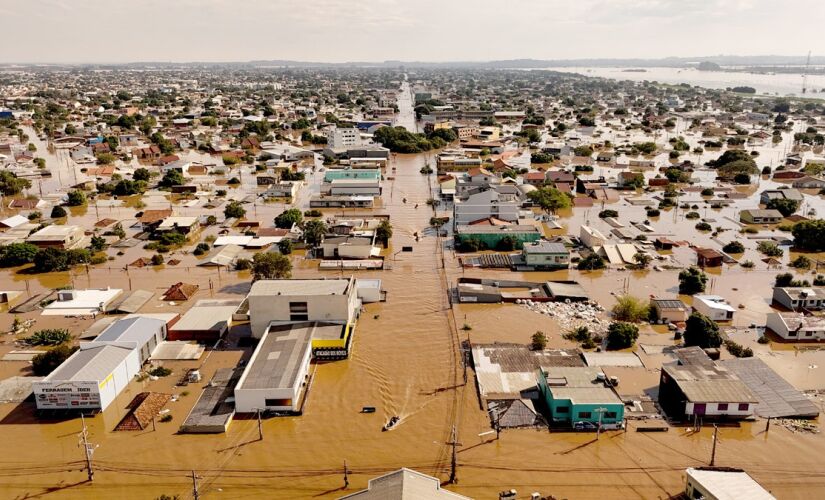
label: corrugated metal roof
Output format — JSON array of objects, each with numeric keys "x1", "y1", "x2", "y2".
[{"x1": 46, "y1": 344, "x2": 132, "y2": 382}]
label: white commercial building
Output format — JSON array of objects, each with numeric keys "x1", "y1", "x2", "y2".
[
  {"x1": 692, "y1": 295, "x2": 736, "y2": 322},
  {"x1": 325, "y1": 126, "x2": 362, "y2": 149},
  {"x1": 42, "y1": 288, "x2": 123, "y2": 316},
  {"x1": 685, "y1": 467, "x2": 775, "y2": 500},
  {"x1": 453, "y1": 189, "x2": 520, "y2": 227},
  {"x1": 33, "y1": 317, "x2": 167, "y2": 411}
]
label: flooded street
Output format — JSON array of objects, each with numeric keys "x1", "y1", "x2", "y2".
[{"x1": 2, "y1": 82, "x2": 825, "y2": 500}]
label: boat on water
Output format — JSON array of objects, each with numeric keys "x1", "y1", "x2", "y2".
[{"x1": 382, "y1": 416, "x2": 400, "y2": 431}]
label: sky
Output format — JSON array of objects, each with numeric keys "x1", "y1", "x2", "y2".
[{"x1": 0, "y1": 0, "x2": 822, "y2": 64}]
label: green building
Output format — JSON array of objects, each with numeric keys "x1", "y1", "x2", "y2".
[
  {"x1": 324, "y1": 168, "x2": 381, "y2": 183},
  {"x1": 536, "y1": 367, "x2": 624, "y2": 429},
  {"x1": 455, "y1": 224, "x2": 541, "y2": 250}
]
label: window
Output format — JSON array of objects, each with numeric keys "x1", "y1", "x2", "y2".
[
  {"x1": 605, "y1": 412, "x2": 617, "y2": 419},
  {"x1": 265, "y1": 398, "x2": 292, "y2": 407},
  {"x1": 788, "y1": 331, "x2": 798, "y2": 337},
  {"x1": 717, "y1": 403, "x2": 728, "y2": 411},
  {"x1": 556, "y1": 406, "x2": 569, "y2": 414},
  {"x1": 289, "y1": 301, "x2": 308, "y2": 322},
  {"x1": 578, "y1": 411, "x2": 591, "y2": 419},
  {"x1": 738, "y1": 403, "x2": 749, "y2": 411}
]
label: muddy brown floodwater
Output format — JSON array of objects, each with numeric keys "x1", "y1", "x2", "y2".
[{"x1": 2, "y1": 86, "x2": 825, "y2": 499}]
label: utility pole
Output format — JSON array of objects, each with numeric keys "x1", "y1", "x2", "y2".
[
  {"x1": 448, "y1": 425, "x2": 461, "y2": 484},
  {"x1": 256, "y1": 408, "x2": 263, "y2": 441},
  {"x1": 79, "y1": 413, "x2": 94, "y2": 482},
  {"x1": 343, "y1": 459, "x2": 349, "y2": 488},
  {"x1": 595, "y1": 407, "x2": 607, "y2": 440},
  {"x1": 192, "y1": 470, "x2": 200, "y2": 500},
  {"x1": 710, "y1": 424, "x2": 719, "y2": 466},
  {"x1": 765, "y1": 416, "x2": 771, "y2": 433}
]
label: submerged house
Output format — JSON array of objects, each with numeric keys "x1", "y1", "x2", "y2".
[{"x1": 536, "y1": 366, "x2": 624, "y2": 429}]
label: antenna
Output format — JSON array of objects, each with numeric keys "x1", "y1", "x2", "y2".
[{"x1": 802, "y1": 51, "x2": 811, "y2": 94}]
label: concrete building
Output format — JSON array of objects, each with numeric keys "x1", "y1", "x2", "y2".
[
  {"x1": 658, "y1": 347, "x2": 757, "y2": 421},
  {"x1": 521, "y1": 241, "x2": 570, "y2": 269},
  {"x1": 536, "y1": 366, "x2": 625, "y2": 429},
  {"x1": 455, "y1": 224, "x2": 541, "y2": 250},
  {"x1": 453, "y1": 189, "x2": 520, "y2": 227},
  {"x1": 42, "y1": 288, "x2": 123, "y2": 316},
  {"x1": 310, "y1": 195, "x2": 374, "y2": 208},
  {"x1": 319, "y1": 236, "x2": 378, "y2": 260},
  {"x1": 339, "y1": 468, "x2": 469, "y2": 500},
  {"x1": 740, "y1": 209, "x2": 782, "y2": 224},
  {"x1": 168, "y1": 300, "x2": 239, "y2": 342},
  {"x1": 33, "y1": 317, "x2": 166, "y2": 411},
  {"x1": 26, "y1": 225, "x2": 85, "y2": 249},
  {"x1": 693, "y1": 295, "x2": 736, "y2": 322},
  {"x1": 766, "y1": 312, "x2": 825, "y2": 341},
  {"x1": 246, "y1": 278, "x2": 361, "y2": 359},
  {"x1": 650, "y1": 297, "x2": 690, "y2": 324},
  {"x1": 234, "y1": 322, "x2": 313, "y2": 413},
  {"x1": 325, "y1": 126, "x2": 361, "y2": 149},
  {"x1": 685, "y1": 467, "x2": 775, "y2": 500},
  {"x1": 328, "y1": 179, "x2": 382, "y2": 196},
  {"x1": 772, "y1": 286, "x2": 825, "y2": 311},
  {"x1": 579, "y1": 225, "x2": 607, "y2": 249}
]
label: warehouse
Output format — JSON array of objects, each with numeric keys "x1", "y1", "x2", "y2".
[
  {"x1": 32, "y1": 316, "x2": 166, "y2": 411},
  {"x1": 167, "y1": 300, "x2": 240, "y2": 342},
  {"x1": 455, "y1": 224, "x2": 542, "y2": 250},
  {"x1": 685, "y1": 467, "x2": 775, "y2": 500},
  {"x1": 234, "y1": 323, "x2": 314, "y2": 414}
]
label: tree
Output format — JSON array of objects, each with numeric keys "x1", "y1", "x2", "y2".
[
  {"x1": 24, "y1": 328, "x2": 71, "y2": 346},
  {"x1": 96, "y1": 152, "x2": 116, "y2": 165},
  {"x1": 376, "y1": 220, "x2": 393, "y2": 247},
  {"x1": 274, "y1": 208, "x2": 303, "y2": 229},
  {"x1": 113, "y1": 179, "x2": 147, "y2": 196},
  {"x1": 278, "y1": 239, "x2": 293, "y2": 255},
  {"x1": 50, "y1": 205, "x2": 67, "y2": 218},
  {"x1": 0, "y1": 243, "x2": 39, "y2": 267},
  {"x1": 612, "y1": 295, "x2": 650, "y2": 322},
  {"x1": 722, "y1": 241, "x2": 745, "y2": 253},
  {"x1": 32, "y1": 345, "x2": 78, "y2": 376},
  {"x1": 633, "y1": 253, "x2": 652, "y2": 269},
  {"x1": 303, "y1": 220, "x2": 327, "y2": 247},
  {"x1": 33, "y1": 248, "x2": 70, "y2": 272},
  {"x1": 133, "y1": 167, "x2": 151, "y2": 182},
  {"x1": 683, "y1": 312, "x2": 722, "y2": 349},
  {"x1": 766, "y1": 198, "x2": 799, "y2": 217},
  {"x1": 252, "y1": 252, "x2": 292, "y2": 281},
  {"x1": 792, "y1": 220, "x2": 825, "y2": 251},
  {"x1": 531, "y1": 331, "x2": 548, "y2": 351},
  {"x1": 158, "y1": 169, "x2": 185, "y2": 188},
  {"x1": 0, "y1": 170, "x2": 32, "y2": 195},
  {"x1": 527, "y1": 186, "x2": 572, "y2": 213},
  {"x1": 577, "y1": 253, "x2": 606, "y2": 270},
  {"x1": 151, "y1": 254, "x2": 164, "y2": 265},
  {"x1": 223, "y1": 200, "x2": 246, "y2": 219},
  {"x1": 678, "y1": 267, "x2": 707, "y2": 295},
  {"x1": 598, "y1": 209, "x2": 619, "y2": 219},
  {"x1": 606, "y1": 322, "x2": 639, "y2": 350},
  {"x1": 89, "y1": 235, "x2": 107, "y2": 252},
  {"x1": 66, "y1": 190, "x2": 87, "y2": 206}
]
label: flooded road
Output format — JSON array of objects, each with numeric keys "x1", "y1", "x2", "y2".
[{"x1": 2, "y1": 86, "x2": 825, "y2": 499}]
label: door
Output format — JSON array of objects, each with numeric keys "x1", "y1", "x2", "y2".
[{"x1": 694, "y1": 403, "x2": 706, "y2": 416}]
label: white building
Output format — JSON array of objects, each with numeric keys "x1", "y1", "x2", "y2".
[
  {"x1": 339, "y1": 468, "x2": 470, "y2": 500},
  {"x1": 329, "y1": 179, "x2": 382, "y2": 196},
  {"x1": 685, "y1": 467, "x2": 775, "y2": 500},
  {"x1": 33, "y1": 317, "x2": 167, "y2": 411},
  {"x1": 233, "y1": 322, "x2": 313, "y2": 413},
  {"x1": 692, "y1": 295, "x2": 736, "y2": 322},
  {"x1": 325, "y1": 126, "x2": 362, "y2": 149},
  {"x1": 247, "y1": 277, "x2": 360, "y2": 339},
  {"x1": 453, "y1": 189, "x2": 520, "y2": 227},
  {"x1": 579, "y1": 225, "x2": 607, "y2": 249},
  {"x1": 772, "y1": 286, "x2": 825, "y2": 311},
  {"x1": 766, "y1": 312, "x2": 825, "y2": 341},
  {"x1": 42, "y1": 288, "x2": 123, "y2": 317}
]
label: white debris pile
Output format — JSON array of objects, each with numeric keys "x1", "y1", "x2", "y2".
[
  {"x1": 517, "y1": 299, "x2": 608, "y2": 334},
  {"x1": 777, "y1": 419, "x2": 819, "y2": 434}
]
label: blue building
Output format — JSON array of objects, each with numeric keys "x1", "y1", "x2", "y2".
[{"x1": 536, "y1": 366, "x2": 625, "y2": 429}]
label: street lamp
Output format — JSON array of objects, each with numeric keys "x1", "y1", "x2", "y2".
[{"x1": 594, "y1": 407, "x2": 608, "y2": 440}]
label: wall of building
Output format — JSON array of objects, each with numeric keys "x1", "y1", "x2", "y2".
[
  {"x1": 685, "y1": 401, "x2": 754, "y2": 418},
  {"x1": 248, "y1": 291, "x2": 357, "y2": 338}
]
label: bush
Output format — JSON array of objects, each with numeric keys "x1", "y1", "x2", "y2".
[
  {"x1": 278, "y1": 239, "x2": 293, "y2": 255},
  {"x1": 50, "y1": 205, "x2": 67, "y2": 218},
  {"x1": 159, "y1": 414, "x2": 173, "y2": 423},
  {"x1": 700, "y1": 188, "x2": 714, "y2": 196},
  {"x1": 252, "y1": 252, "x2": 292, "y2": 280},
  {"x1": 685, "y1": 211, "x2": 700, "y2": 219},
  {"x1": 724, "y1": 339, "x2": 754, "y2": 358},
  {"x1": 695, "y1": 222, "x2": 712, "y2": 231},
  {"x1": 598, "y1": 209, "x2": 619, "y2": 219},
  {"x1": 149, "y1": 366, "x2": 172, "y2": 377},
  {"x1": 722, "y1": 241, "x2": 745, "y2": 253},
  {"x1": 223, "y1": 200, "x2": 246, "y2": 219},
  {"x1": 275, "y1": 208, "x2": 303, "y2": 228},
  {"x1": 32, "y1": 345, "x2": 78, "y2": 376},
  {"x1": 234, "y1": 258, "x2": 252, "y2": 270},
  {"x1": 67, "y1": 190, "x2": 87, "y2": 206},
  {"x1": 0, "y1": 242, "x2": 39, "y2": 267},
  {"x1": 757, "y1": 241, "x2": 783, "y2": 257},
  {"x1": 303, "y1": 209, "x2": 322, "y2": 218},
  {"x1": 790, "y1": 255, "x2": 812, "y2": 269},
  {"x1": 193, "y1": 242, "x2": 210, "y2": 256},
  {"x1": 611, "y1": 295, "x2": 650, "y2": 322},
  {"x1": 531, "y1": 331, "x2": 548, "y2": 351},
  {"x1": 151, "y1": 254, "x2": 164, "y2": 265},
  {"x1": 646, "y1": 209, "x2": 661, "y2": 217},
  {"x1": 25, "y1": 329, "x2": 72, "y2": 346},
  {"x1": 577, "y1": 253, "x2": 605, "y2": 270},
  {"x1": 606, "y1": 322, "x2": 639, "y2": 350},
  {"x1": 90, "y1": 254, "x2": 107, "y2": 265}
]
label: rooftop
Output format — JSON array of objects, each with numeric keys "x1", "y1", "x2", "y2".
[
  {"x1": 249, "y1": 278, "x2": 352, "y2": 297},
  {"x1": 542, "y1": 366, "x2": 623, "y2": 405},
  {"x1": 237, "y1": 323, "x2": 314, "y2": 391},
  {"x1": 45, "y1": 344, "x2": 133, "y2": 382},
  {"x1": 686, "y1": 467, "x2": 776, "y2": 500}
]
